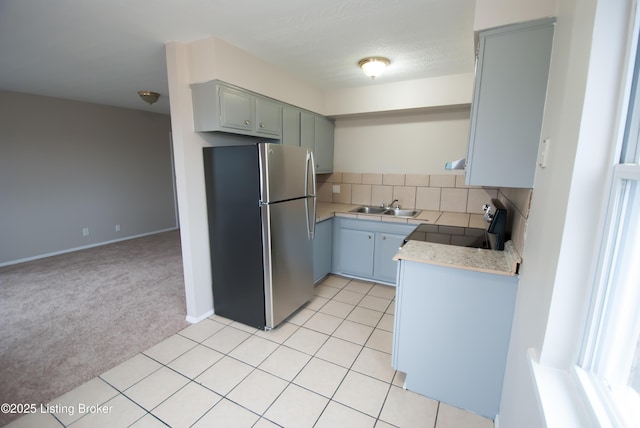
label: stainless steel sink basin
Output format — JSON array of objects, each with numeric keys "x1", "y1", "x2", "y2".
[
  {"x1": 382, "y1": 208, "x2": 421, "y2": 217},
  {"x1": 350, "y1": 206, "x2": 421, "y2": 218},
  {"x1": 351, "y1": 206, "x2": 388, "y2": 214}
]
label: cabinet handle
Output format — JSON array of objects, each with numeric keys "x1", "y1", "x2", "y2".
[
  {"x1": 244, "y1": 120, "x2": 251, "y2": 126},
  {"x1": 368, "y1": 235, "x2": 372, "y2": 240},
  {"x1": 259, "y1": 122, "x2": 265, "y2": 128},
  {"x1": 382, "y1": 236, "x2": 387, "y2": 240}
]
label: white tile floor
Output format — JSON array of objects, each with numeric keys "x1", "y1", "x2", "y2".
[{"x1": 7, "y1": 275, "x2": 494, "y2": 428}]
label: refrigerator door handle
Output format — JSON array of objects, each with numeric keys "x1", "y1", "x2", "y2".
[{"x1": 305, "y1": 151, "x2": 317, "y2": 240}]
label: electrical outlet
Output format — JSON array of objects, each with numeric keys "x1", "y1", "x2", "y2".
[
  {"x1": 82, "y1": 227, "x2": 89, "y2": 237},
  {"x1": 332, "y1": 185, "x2": 340, "y2": 194},
  {"x1": 115, "y1": 224, "x2": 120, "y2": 232}
]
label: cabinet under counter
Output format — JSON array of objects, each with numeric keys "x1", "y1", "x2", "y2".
[
  {"x1": 331, "y1": 217, "x2": 415, "y2": 285},
  {"x1": 392, "y1": 253, "x2": 519, "y2": 420}
]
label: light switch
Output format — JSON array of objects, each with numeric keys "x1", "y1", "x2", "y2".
[{"x1": 538, "y1": 138, "x2": 550, "y2": 168}]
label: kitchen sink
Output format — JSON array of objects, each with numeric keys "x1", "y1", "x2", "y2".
[
  {"x1": 382, "y1": 208, "x2": 420, "y2": 217},
  {"x1": 350, "y1": 206, "x2": 421, "y2": 218},
  {"x1": 351, "y1": 206, "x2": 388, "y2": 214}
]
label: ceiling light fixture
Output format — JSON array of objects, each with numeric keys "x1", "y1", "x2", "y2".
[
  {"x1": 137, "y1": 90, "x2": 160, "y2": 105},
  {"x1": 358, "y1": 57, "x2": 390, "y2": 80}
]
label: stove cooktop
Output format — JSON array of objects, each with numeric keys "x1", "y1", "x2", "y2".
[{"x1": 404, "y1": 224, "x2": 491, "y2": 249}]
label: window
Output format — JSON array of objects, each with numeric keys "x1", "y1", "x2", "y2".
[{"x1": 576, "y1": 9, "x2": 640, "y2": 426}]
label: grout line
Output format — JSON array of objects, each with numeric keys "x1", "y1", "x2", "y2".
[{"x1": 434, "y1": 401, "x2": 441, "y2": 428}]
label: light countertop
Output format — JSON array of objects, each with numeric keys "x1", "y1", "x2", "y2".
[
  {"x1": 394, "y1": 240, "x2": 521, "y2": 276},
  {"x1": 316, "y1": 202, "x2": 486, "y2": 228},
  {"x1": 316, "y1": 201, "x2": 521, "y2": 276}
]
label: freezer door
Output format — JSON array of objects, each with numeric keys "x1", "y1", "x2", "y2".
[
  {"x1": 262, "y1": 198, "x2": 314, "y2": 328},
  {"x1": 259, "y1": 143, "x2": 310, "y2": 203},
  {"x1": 203, "y1": 145, "x2": 266, "y2": 329}
]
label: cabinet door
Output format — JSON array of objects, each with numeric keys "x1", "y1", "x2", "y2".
[
  {"x1": 338, "y1": 228, "x2": 374, "y2": 278},
  {"x1": 313, "y1": 219, "x2": 333, "y2": 283},
  {"x1": 300, "y1": 111, "x2": 315, "y2": 152},
  {"x1": 393, "y1": 260, "x2": 518, "y2": 418},
  {"x1": 219, "y1": 86, "x2": 254, "y2": 132},
  {"x1": 314, "y1": 116, "x2": 334, "y2": 173},
  {"x1": 282, "y1": 106, "x2": 301, "y2": 146},
  {"x1": 466, "y1": 18, "x2": 554, "y2": 188},
  {"x1": 373, "y1": 233, "x2": 405, "y2": 284},
  {"x1": 256, "y1": 97, "x2": 282, "y2": 136}
]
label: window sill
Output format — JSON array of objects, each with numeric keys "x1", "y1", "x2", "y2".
[{"x1": 527, "y1": 348, "x2": 596, "y2": 428}]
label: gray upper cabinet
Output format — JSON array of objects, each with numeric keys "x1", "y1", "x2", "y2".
[
  {"x1": 191, "y1": 80, "x2": 282, "y2": 137},
  {"x1": 283, "y1": 108, "x2": 334, "y2": 173},
  {"x1": 218, "y1": 85, "x2": 254, "y2": 133},
  {"x1": 465, "y1": 18, "x2": 555, "y2": 188},
  {"x1": 300, "y1": 111, "x2": 315, "y2": 152},
  {"x1": 314, "y1": 115, "x2": 335, "y2": 173},
  {"x1": 255, "y1": 97, "x2": 282, "y2": 136},
  {"x1": 192, "y1": 81, "x2": 334, "y2": 173},
  {"x1": 282, "y1": 106, "x2": 301, "y2": 146}
]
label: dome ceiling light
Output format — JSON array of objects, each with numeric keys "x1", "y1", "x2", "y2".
[
  {"x1": 137, "y1": 90, "x2": 160, "y2": 105},
  {"x1": 358, "y1": 57, "x2": 390, "y2": 80}
]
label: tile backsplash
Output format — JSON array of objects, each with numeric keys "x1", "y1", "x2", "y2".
[{"x1": 318, "y1": 172, "x2": 532, "y2": 256}]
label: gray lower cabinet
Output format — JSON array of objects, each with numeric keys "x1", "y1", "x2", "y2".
[
  {"x1": 374, "y1": 232, "x2": 407, "y2": 283},
  {"x1": 332, "y1": 218, "x2": 414, "y2": 284},
  {"x1": 465, "y1": 18, "x2": 554, "y2": 188},
  {"x1": 313, "y1": 218, "x2": 333, "y2": 283},
  {"x1": 392, "y1": 259, "x2": 518, "y2": 419},
  {"x1": 336, "y1": 227, "x2": 375, "y2": 278}
]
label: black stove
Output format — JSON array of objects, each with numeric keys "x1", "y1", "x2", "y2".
[
  {"x1": 403, "y1": 199, "x2": 509, "y2": 251},
  {"x1": 404, "y1": 224, "x2": 491, "y2": 249}
]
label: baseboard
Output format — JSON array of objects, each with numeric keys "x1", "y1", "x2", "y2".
[
  {"x1": 186, "y1": 309, "x2": 214, "y2": 324},
  {"x1": 0, "y1": 227, "x2": 179, "y2": 267},
  {"x1": 330, "y1": 271, "x2": 397, "y2": 287}
]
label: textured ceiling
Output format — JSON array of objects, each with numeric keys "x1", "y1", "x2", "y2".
[{"x1": 0, "y1": 0, "x2": 476, "y2": 114}]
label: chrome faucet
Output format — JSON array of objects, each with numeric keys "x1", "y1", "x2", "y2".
[{"x1": 386, "y1": 199, "x2": 399, "y2": 209}]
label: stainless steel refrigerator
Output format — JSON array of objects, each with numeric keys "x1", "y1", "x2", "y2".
[{"x1": 203, "y1": 142, "x2": 317, "y2": 330}]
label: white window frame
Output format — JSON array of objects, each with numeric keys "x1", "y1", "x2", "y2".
[
  {"x1": 526, "y1": 1, "x2": 640, "y2": 427},
  {"x1": 574, "y1": 3, "x2": 640, "y2": 425}
]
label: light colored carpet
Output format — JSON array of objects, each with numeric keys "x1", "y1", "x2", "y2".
[{"x1": 0, "y1": 230, "x2": 189, "y2": 426}]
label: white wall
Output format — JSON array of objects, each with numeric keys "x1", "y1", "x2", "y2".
[
  {"x1": 189, "y1": 37, "x2": 325, "y2": 114},
  {"x1": 497, "y1": 0, "x2": 635, "y2": 425},
  {"x1": 333, "y1": 106, "x2": 470, "y2": 174},
  {"x1": 324, "y1": 73, "x2": 474, "y2": 116},
  {"x1": 0, "y1": 90, "x2": 176, "y2": 266}
]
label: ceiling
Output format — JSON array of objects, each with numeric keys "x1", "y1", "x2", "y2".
[{"x1": 0, "y1": 0, "x2": 476, "y2": 115}]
